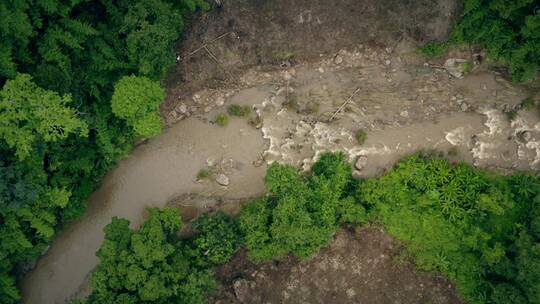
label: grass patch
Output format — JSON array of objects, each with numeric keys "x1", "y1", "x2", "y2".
[
  {"x1": 196, "y1": 169, "x2": 211, "y2": 180},
  {"x1": 355, "y1": 129, "x2": 367, "y2": 145},
  {"x1": 227, "y1": 104, "x2": 251, "y2": 117},
  {"x1": 418, "y1": 41, "x2": 448, "y2": 58},
  {"x1": 462, "y1": 62, "x2": 473, "y2": 75},
  {"x1": 215, "y1": 113, "x2": 229, "y2": 127},
  {"x1": 521, "y1": 97, "x2": 536, "y2": 110},
  {"x1": 275, "y1": 49, "x2": 295, "y2": 61}
]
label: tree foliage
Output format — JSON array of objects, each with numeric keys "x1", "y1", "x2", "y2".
[
  {"x1": 0, "y1": 74, "x2": 87, "y2": 159},
  {"x1": 111, "y1": 76, "x2": 164, "y2": 138},
  {"x1": 81, "y1": 152, "x2": 539, "y2": 304},
  {"x1": 190, "y1": 212, "x2": 242, "y2": 266},
  {"x1": 357, "y1": 153, "x2": 540, "y2": 304},
  {"x1": 239, "y1": 152, "x2": 366, "y2": 261},
  {"x1": 86, "y1": 208, "x2": 216, "y2": 304},
  {"x1": 0, "y1": 0, "x2": 207, "y2": 302},
  {"x1": 453, "y1": 0, "x2": 540, "y2": 82}
]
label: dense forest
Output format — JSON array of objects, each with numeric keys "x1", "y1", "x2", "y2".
[
  {"x1": 81, "y1": 152, "x2": 540, "y2": 304},
  {"x1": 1, "y1": 0, "x2": 539, "y2": 303},
  {"x1": 0, "y1": 1, "x2": 207, "y2": 302}
]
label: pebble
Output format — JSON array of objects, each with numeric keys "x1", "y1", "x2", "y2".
[
  {"x1": 334, "y1": 55, "x2": 343, "y2": 65},
  {"x1": 215, "y1": 96, "x2": 225, "y2": 107},
  {"x1": 318, "y1": 67, "x2": 325, "y2": 73},
  {"x1": 177, "y1": 103, "x2": 187, "y2": 114},
  {"x1": 400, "y1": 110, "x2": 409, "y2": 118}
]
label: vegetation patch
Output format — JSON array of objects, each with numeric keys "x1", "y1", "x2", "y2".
[
  {"x1": 215, "y1": 113, "x2": 229, "y2": 127},
  {"x1": 196, "y1": 169, "x2": 212, "y2": 181},
  {"x1": 227, "y1": 104, "x2": 252, "y2": 117},
  {"x1": 452, "y1": 0, "x2": 540, "y2": 82},
  {"x1": 0, "y1": 1, "x2": 208, "y2": 301},
  {"x1": 520, "y1": 97, "x2": 536, "y2": 110},
  {"x1": 418, "y1": 41, "x2": 448, "y2": 58},
  {"x1": 355, "y1": 129, "x2": 368, "y2": 145},
  {"x1": 80, "y1": 152, "x2": 540, "y2": 304}
]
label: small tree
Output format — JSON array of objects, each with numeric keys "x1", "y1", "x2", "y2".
[{"x1": 111, "y1": 75, "x2": 164, "y2": 138}]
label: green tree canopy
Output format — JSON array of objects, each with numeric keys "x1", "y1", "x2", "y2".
[
  {"x1": 111, "y1": 75, "x2": 164, "y2": 138},
  {"x1": 87, "y1": 208, "x2": 215, "y2": 304},
  {"x1": 0, "y1": 73, "x2": 87, "y2": 159}
]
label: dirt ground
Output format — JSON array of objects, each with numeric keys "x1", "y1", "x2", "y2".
[
  {"x1": 164, "y1": 0, "x2": 462, "y2": 113},
  {"x1": 210, "y1": 227, "x2": 463, "y2": 304}
]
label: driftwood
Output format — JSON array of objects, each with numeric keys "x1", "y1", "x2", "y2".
[
  {"x1": 329, "y1": 87, "x2": 361, "y2": 121},
  {"x1": 181, "y1": 32, "x2": 231, "y2": 61}
]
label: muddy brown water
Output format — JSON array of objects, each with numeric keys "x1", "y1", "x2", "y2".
[{"x1": 20, "y1": 107, "x2": 487, "y2": 303}]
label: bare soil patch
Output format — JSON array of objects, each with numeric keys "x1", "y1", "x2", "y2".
[
  {"x1": 210, "y1": 227, "x2": 463, "y2": 304},
  {"x1": 164, "y1": 0, "x2": 461, "y2": 112}
]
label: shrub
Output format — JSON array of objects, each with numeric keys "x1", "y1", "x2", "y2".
[
  {"x1": 355, "y1": 129, "x2": 367, "y2": 145},
  {"x1": 239, "y1": 152, "x2": 364, "y2": 261},
  {"x1": 521, "y1": 98, "x2": 536, "y2": 110},
  {"x1": 418, "y1": 42, "x2": 448, "y2": 58},
  {"x1": 196, "y1": 169, "x2": 211, "y2": 180},
  {"x1": 462, "y1": 62, "x2": 473, "y2": 75},
  {"x1": 215, "y1": 113, "x2": 229, "y2": 127},
  {"x1": 227, "y1": 104, "x2": 251, "y2": 117},
  {"x1": 190, "y1": 212, "x2": 241, "y2": 265},
  {"x1": 504, "y1": 108, "x2": 518, "y2": 121}
]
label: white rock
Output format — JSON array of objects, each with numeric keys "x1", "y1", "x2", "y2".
[
  {"x1": 216, "y1": 174, "x2": 229, "y2": 186},
  {"x1": 215, "y1": 96, "x2": 225, "y2": 107},
  {"x1": 334, "y1": 55, "x2": 343, "y2": 64},
  {"x1": 444, "y1": 58, "x2": 468, "y2": 79},
  {"x1": 355, "y1": 156, "x2": 368, "y2": 170},
  {"x1": 177, "y1": 103, "x2": 187, "y2": 114},
  {"x1": 400, "y1": 110, "x2": 409, "y2": 118}
]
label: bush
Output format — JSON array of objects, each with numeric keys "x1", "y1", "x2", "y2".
[
  {"x1": 355, "y1": 129, "x2": 367, "y2": 145},
  {"x1": 521, "y1": 98, "x2": 536, "y2": 110},
  {"x1": 190, "y1": 212, "x2": 241, "y2": 265},
  {"x1": 418, "y1": 42, "x2": 448, "y2": 58},
  {"x1": 239, "y1": 152, "x2": 365, "y2": 261},
  {"x1": 462, "y1": 62, "x2": 473, "y2": 75},
  {"x1": 196, "y1": 169, "x2": 211, "y2": 180},
  {"x1": 215, "y1": 113, "x2": 229, "y2": 127},
  {"x1": 227, "y1": 104, "x2": 251, "y2": 117}
]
